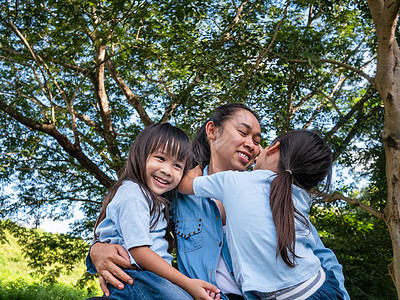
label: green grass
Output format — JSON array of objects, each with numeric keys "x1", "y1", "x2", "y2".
[{"x1": 0, "y1": 231, "x2": 102, "y2": 300}]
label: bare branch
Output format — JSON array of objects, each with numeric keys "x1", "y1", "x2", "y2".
[
  {"x1": 306, "y1": 4, "x2": 314, "y2": 27},
  {"x1": 160, "y1": 71, "x2": 203, "y2": 123},
  {"x1": 105, "y1": 58, "x2": 153, "y2": 126},
  {"x1": 93, "y1": 45, "x2": 122, "y2": 169},
  {"x1": 326, "y1": 86, "x2": 375, "y2": 140},
  {"x1": 302, "y1": 101, "x2": 326, "y2": 129},
  {"x1": 223, "y1": 0, "x2": 253, "y2": 41},
  {"x1": 0, "y1": 99, "x2": 115, "y2": 189},
  {"x1": 0, "y1": 14, "x2": 54, "y2": 103},
  {"x1": 267, "y1": 0, "x2": 290, "y2": 52},
  {"x1": 321, "y1": 192, "x2": 384, "y2": 220},
  {"x1": 289, "y1": 57, "x2": 375, "y2": 83}
]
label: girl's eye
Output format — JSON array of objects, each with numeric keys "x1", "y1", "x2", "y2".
[
  {"x1": 156, "y1": 156, "x2": 165, "y2": 161},
  {"x1": 238, "y1": 130, "x2": 246, "y2": 136},
  {"x1": 174, "y1": 163, "x2": 183, "y2": 169},
  {"x1": 253, "y1": 140, "x2": 260, "y2": 146}
]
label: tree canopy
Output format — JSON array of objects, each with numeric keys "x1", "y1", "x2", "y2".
[{"x1": 0, "y1": 0, "x2": 399, "y2": 298}]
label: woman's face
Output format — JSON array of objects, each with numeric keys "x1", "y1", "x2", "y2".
[{"x1": 207, "y1": 109, "x2": 262, "y2": 173}]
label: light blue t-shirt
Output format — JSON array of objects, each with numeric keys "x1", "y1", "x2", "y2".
[
  {"x1": 95, "y1": 180, "x2": 173, "y2": 266},
  {"x1": 193, "y1": 169, "x2": 321, "y2": 293}
]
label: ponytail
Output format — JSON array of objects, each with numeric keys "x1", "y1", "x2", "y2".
[
  {"x1": 270, "y1": 171, "x2": 308, "y2": 267},
  {"x1": 269, "y1": 130, "x2": 332, "y2": 267}
]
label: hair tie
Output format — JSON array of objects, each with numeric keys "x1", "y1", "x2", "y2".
[{"x1": 285, "y1": 169, "x2": 292, "y2": 175}]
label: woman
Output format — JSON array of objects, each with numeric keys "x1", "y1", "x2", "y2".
[{"x1": 87, "y1": 103, "x2": 349, "y2": 300}]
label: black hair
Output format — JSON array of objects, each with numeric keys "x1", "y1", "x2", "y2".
[
  {"x1": 269, "y1": 130, "x2": 332, "y2": 267},
  {"x1": 192, "y1": 103, "x2": 260, "y2": 169},
  {"x1": 94, "y1": 123, "x2": 192, "y2": 249}
]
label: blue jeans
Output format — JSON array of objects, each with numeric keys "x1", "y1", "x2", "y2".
[
  {"x1": 244, "y1": 268, "x2": 343, "y2": 300},
  {"x1": 104, "y1": 269, "x2": 193, "y2": 300},
  {"x1": 306, "y1": 269, "x2": 343, "y2": 300}
]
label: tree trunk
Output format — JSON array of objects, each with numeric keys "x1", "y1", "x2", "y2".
[{"x1": 368, "y1": 0, "x2": 400, "y2": 296}]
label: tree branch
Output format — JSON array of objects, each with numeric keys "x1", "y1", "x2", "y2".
[
  {"x1": 0, "y1": 99, "x2": 115, "y2": 189},
  {"x1": 321, "y1": 192, "x2": 384, "y2": 220},
  {"x1": 160, "y1": 71, "x2": 203, "y2": 123},
  {"x1": 325, "y1": 86, "x2": 375, "y2": 140},
  {"x1": 105, "y1": 58, "x2": 153, "y2": 126},
  {"x1": 93, "y1": 44, "x2": 122, "y2": 169}
]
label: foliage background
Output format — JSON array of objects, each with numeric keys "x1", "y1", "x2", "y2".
[{"x1": 0, "y1": 0, "x2": 396, "y2": 298}]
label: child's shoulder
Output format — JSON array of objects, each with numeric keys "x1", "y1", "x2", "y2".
[
  {"x1": 112, "y1": 180, "x2": 145, "y2": 203},
  {"x1": 120, "y1": 180, "x2": 141, "y2": 191}
]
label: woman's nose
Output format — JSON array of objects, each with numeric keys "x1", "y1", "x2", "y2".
[{"x1": 244, "y1": 136, "x2": 255, "y2": 150}]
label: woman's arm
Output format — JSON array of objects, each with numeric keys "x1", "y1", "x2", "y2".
[
  {"x1": 89, "y1": 242, "x2": 134, "y2": 296},
  {"x1": 131, "y1": 246, "x2": 220, "y2": 300}
]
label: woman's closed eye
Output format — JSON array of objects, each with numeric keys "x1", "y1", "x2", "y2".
[{"x1": 238, "y1": 130, "x2": 246, "y2": 136}]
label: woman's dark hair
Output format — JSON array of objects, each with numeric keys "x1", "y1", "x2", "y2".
[
  {"x1": 269, "y1": 130, "x2": 332, "y2": 267},
  {"x1": 94, "y1": 123, "x2": 191, "y2": 250},
  {"x1": 192, "y1": 103, "x2": 260, "y2": 169}
]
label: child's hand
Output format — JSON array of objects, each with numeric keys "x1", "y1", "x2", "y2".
[
  {"x1": 188, "y1": 165, "x2": 203, "y2": 177},
  {"x1": 205, "y1": 288, "x2": 221, "y2": 299},
  {"x1": 178, "y1": 165, "x2": 202, "y2": 195},
  {"x1": 184, "y1": 279, "x2": 220, "y2": 300}
]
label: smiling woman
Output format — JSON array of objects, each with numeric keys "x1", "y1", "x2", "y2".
[{"x1": 204, "y1": 109, "x2": 262, "y2": 174}]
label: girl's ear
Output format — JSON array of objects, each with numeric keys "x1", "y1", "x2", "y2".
[
  {"x1": 266, "y1": 141, "x2": 280, "y2": 156},
  {"x1": 205, "y1": 121, "x2": 218, "y2": 140}
]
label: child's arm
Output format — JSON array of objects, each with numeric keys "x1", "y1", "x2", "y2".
[
  {"x1": 130, "y1": 246, "x2": 220, "y2": 300},
  {"x1": 178, "y1": 165, "x2": 203, "y2": 195}
]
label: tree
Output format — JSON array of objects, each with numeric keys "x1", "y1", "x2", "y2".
[
  {"x1": 366, "y1": 1, "x2": 400, "y2": 295},
  {"x1": 0, "y1": 0, "x2": 398, "y2": 297}
]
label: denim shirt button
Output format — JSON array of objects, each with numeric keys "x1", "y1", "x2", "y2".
[{"x1": 219, "y1": 242, "x2": 222, "y2": 247}]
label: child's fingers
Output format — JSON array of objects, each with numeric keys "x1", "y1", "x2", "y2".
[
  {"x1": 205, "y1": 289, "x2": 216, "y2": 298},
  {"x1": 202, "y1": 282, "x2": 220, "y2": 294}
]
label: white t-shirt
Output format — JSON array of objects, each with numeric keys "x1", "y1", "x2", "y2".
[{"x1": 216, "y1": 226, "x2": 242, "y2": 295}]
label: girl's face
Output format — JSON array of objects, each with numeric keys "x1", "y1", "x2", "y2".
[
  {"x1": 207, "y1": 109, "x2": 262, "y2": 173},
  {"x1": 145, "y1": 149, "x2": 185, "y2": 195},
  {"x1": 254, "y1": 143, "x2": 280, "y2": 172}
]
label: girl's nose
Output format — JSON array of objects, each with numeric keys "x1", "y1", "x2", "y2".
[{"x1": 160, "y1": 164, "x2": 172, "y2": 175}]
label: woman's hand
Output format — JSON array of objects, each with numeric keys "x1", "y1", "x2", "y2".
[
  {"x1": 184, "y1": 279, "x2": 221, "y2": 300},
  {"x1": 90, "y1": 242, "x2": 134, "y2": 296}
]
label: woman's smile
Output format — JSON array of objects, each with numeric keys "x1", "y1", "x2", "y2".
[{"x1": 208, "y1": 109, "x2": 262, "y2": 173}]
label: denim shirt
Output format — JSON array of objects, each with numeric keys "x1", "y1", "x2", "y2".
[{"x1": 170, "y1": 192, "x2": 236, "y2": 300}]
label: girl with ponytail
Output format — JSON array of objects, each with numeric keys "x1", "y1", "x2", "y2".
[{"x1": 179, "y1": 130, "x2": 344, "y2": 300}]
